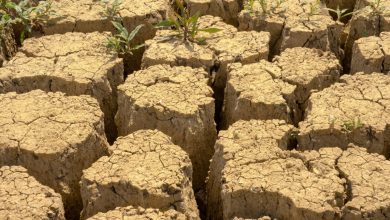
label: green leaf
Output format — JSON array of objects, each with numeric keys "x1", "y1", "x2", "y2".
[
  {"x1": 131, "y1": 43, "x2": 145, "y2": 51},
  {"x1": 127, "y1": 24, "x2": 143, "y2": 42},
  {"x1": 155, "y1": 19, "x2": 176, "y2": 27},
  {"x1": 198, "y1": 27, "x2": 222, "y2": 33}
]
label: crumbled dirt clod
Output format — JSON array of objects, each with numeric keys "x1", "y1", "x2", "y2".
[
  {"x1": 115, "y1": 65, "x2": 216, "y2": 191},
  {"x1": 351, "y1": 32, "x2": 390, "y2": 74},
  {"x1": 224, "y1": 47, "x2": 341, "y2": 127},
  {"x1": 187, "y1": 0, "x2": 242, "y2": 25},
  {"x1": 238, "y1": 0, "x2": 342, "y2": 57},
  {"x1": 80, "y1": 130, "x2": 199, "y2": 219},
  {"x1": 207, "y1": 119, "x2": 345, "y2": 220},
  {"x1": 298, "y1": 73, "x2": 390, "y2": 157},
  {"x1": 0, "y1": 166, "x2": 65, "y2": 220},
  {"x1": 0, "y1": 32, "x2": 124, "y2": 142},
  {"x1": 0, "y1": 90, "x2": 109, "y2": 219},
  {"x1": 87, "y1": 206, "x2": 187, "y2": 220}
]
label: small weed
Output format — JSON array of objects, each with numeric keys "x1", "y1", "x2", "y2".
[
  {"x1": 155, "y1": 0, "x2": 222, "y2": 45},
  {"x1": 100, "y1": 0, "x2": 122, "y2": 22},
  {"x1": 244, "y1": 0, "x2": 285, "y2": 16},
  {"x1": 342, "y1": 117, "x2": 364, "y2": 132},
  {"x1": 325, "y1": 6, "x2": 357, "y2": 22},
  {"x1": 106, "y1": 21, "x2": 144, "y2": 55},
  {"x1": 306, "y1": 0, "x2": 322, "y2": 18},
  {"x1": 259, "y1": 0, "x2": 268, "y2": 14}
]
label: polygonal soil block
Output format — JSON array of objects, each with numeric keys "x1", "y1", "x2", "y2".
[
  {"x1": 298, "y1": 73, "x2": 390, "y2": 157},
  {"x1": 224, "y1": 48, "x2": 341, "y2": 127},
  {"x1": 42, "y1": 0, "x2": 170, "y2": 42},
  {"x1": 187, "y1": 0, "x2": 242, "y2": 25},
  {"x1": 0, "y1": 32, "x2": 124, "y2": 142},
  {"x1": 351, "y1": 32, "x2": 390, "y2": 74},
  {"x1": 80, "y1": 130, "x2": 199, "y2": 219},
  {"x1": 344, "y1": 1, "x2": 390, "y2": 71},
  {"x1": 115, "y1": 65, "x2": 216, "y2": 191},
  {"x1": 0, "y1": 26, "x2": 17, "y2": 67},
  {"x1": 0, "y1": 166, "x2": 65, "y2": 220},
  {"x1": 87, "y1": 206, "x2": 187, "y2": 220},
  {"x1": 238, "y1": 0, "x2": 342, "y2": 56},
  {"x1": 206, "y1": 120, "x2": 346, "y2": 220},
  {"x1": 0, "y1": 90, "x2": 109, "y2": 219},
  {"x1": 338, "y1": 146, "x2": 390, "y2": 219},
  {"x1": 142, "y1": 15, "x2": 270, "y2": 98}
]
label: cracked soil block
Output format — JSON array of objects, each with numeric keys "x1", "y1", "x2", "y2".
[
  {"x1": 298, "y1": 73, "x2": 390, "y2": 157},
  {"x1": 115, "y1": 65, "x2": 216, "y2": 191},
  {"x1": 142, "y1": 15, "x2": 270, "y2": 100},
  {"x1": 238, "y1": 0, "x2": 342, "y2": 57},
  {"x1": 187, "y1": 0, "x2": 242, "y2": 25},
  {"x1": 80, "y1": 130, "x2": 199, "y2": 219},
  {"x1": 0, "y1": 90, "x2": 109, "y2": 219},
  {"x1": 351, "y1": 32, "x2": 390, "y2": 74},
  {"x1": 0, "y1": 166, "x2": 65, "y2": 220},
  {"x1": 344, "y1": 0, "x2": 390, "y2": 71},
  {"x1": 87, "y1": 206, "x2": 187, "y2": 220},
  {"x1": 206, "y1": 119, "x2": 346, "y2": 220},
  {"x1": 223, "y1": 47, "x2": 341, "y2": 127},
  {"x1": 0, "y1": 32, "x2": 124, "y2": 142}
]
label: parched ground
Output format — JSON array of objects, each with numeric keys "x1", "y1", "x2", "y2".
[
  {"x1": 87, "y1": 206, "x2": 187, "y2": 220},
  {"x1": 238, "y1": 0, "x2": 343, "y2": 57},
  {"x1": 207, "y1": 119, "x2": 390, "y2": 220},
  {"x1": 187, "y1": 0, "x2": 241, "y2": 25},
  {"x1": 0, "y1": 90, "x2": 109, "y2": 219},
  {"x1": 115, "y1": 64, "x2": 216, "y2": 191},
  {"x1": 80, "y1": 130, "x2": 199, "y2": 219},
  {"x1": 298, "y1": 73, "x2": 390, "y2": 156},
  {"x1": 0, "y1": 32, "x2": 123, "y2": 142},
  {"x1": 0, "y1": 166, "x2": 65, "y2": 220},
  {"x1": 351, "y1": 32, "x2": 390, "y2": 74},
  {"x1": 223, "y1": 47, "x2": 341, "y2": 127}
]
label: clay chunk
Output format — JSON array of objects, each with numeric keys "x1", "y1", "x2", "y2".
[
  {"x1": 0, "y1": 90, "x2": 109, "y2": 219},
  {"x1": 351, "y1": 32, "x2": 390, "y2": 74},
  {"x1": 298, "y1": 73, "x2": 390, "y2": 157},
  {"x1": 80, "y1": 130, "x2": 199, "y2": 219},
  {"x1": 115, "y1": 65, "x2": 216, "y2": 191},
  {"x1": 206, "y1": 120, "x2": 345, "y2": 220},
  {"x1": 42, "y1": 0, "x2": 170, "y2": 40},
  {"x1": 224, "y1": 47, "x2": 341, "y2": 127},
  {"x1": 87, "y1": 206, "x2": 187, "y2": 220},
  {"x1": 0, "y1": 166, "x2": 65, "y2": 220},
  {"x1": 187, "y1": 0, "x2": 241, "y2": 25},
  {"x1": 0, "y1": 32, "x2": 124, "y2": 142},
  {"x1": 238, "y1": 0, "x2": 342, "y2": 56}
]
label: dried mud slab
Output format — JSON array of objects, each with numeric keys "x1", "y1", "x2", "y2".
[
  {"x1": 224, "y1": 47, "x2": 341, "y2": 127},
  {"x1": 339, "y1": 146, "x2": 390, "y2": 219},
  {"x1": 298, "y1": 73, "x2": 390, "y2": 157},
  {"x1": 80, "y1": 130, "x2": 199, "y2": 219},
  {"x1": 42, "y1": 0, "x2": 170, "y2": 42},
  {"x1": 238, "y1": 0, "x2": 342, "y2": 56},
  {"x1": 344, "y1": 0, "x2": 390, "y2": 71},
  {"x1": 115, "y1": 65, "x2": 216, "y2": 191},
  {"x1": 0, "y1": 32, "x2": 124, "y2": 142},
  {"x1": 87, "y1": 206, "x2": 187, "y2": 220},
  {"x1": 187, "y1": 0, "x2": 242, "y2": 25},
  {"x1": 0, "y1": 90, "x2": 109, "y2": 219},
  {"x1": 0, "y1": 166, "x2": 65, "y2": 220},
  {"x1": 0, "y1": 26, "x2": 17, "y2": 67},
  {"x1": 142, "y1": 15, "x2": 270, "y2": 99},
  {"x1": 351, "y1": 32, "x2": 390, "y2": 74},
  {"x1": 206, "y1": 119, "x2": 346, "y2": 220}
]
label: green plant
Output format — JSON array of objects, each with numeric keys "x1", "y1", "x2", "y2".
[
  {"x1": 100, "y1": 0, "x2": 122, "y2": 22},
  {"x1": 342, "y1": 117, "x2": 364, "y2": 132},
  {"x1": 259, "y1": 0, "x2": 268, "y2": 14},
  {"x1": 0, "y1": 0, "x2": 55, "y2": 43},
  {"x1": 325, "y1": 6, "x2": 356, "y2": 21},
  {"x1": 306, "y1": 0, "x2": 322, "y2": 17},
  {"x1": 155, "y1": 0, "x2": 221, "y2": 45},
  {"x1": 106, "y1": 21, "x2": 144, "y2": 55}
]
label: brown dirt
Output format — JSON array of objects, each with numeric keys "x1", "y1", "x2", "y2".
[
  {"x1": 298, "y1": 73, "x2": 390, "y2": 157},
  {"x1": 87, "y1": 206, "x2": 187, "y2": 220},
  {"x1": 224, "y1": 47, "x2": 341, "y2": 127},
  {"x1": 115, "y1": 65, "x2": 216, "y2": 191},
  {"x1": 80, "y1": 130, "x2": 199, "y2": 219},
  {"x1": 0, "y1": 90, "x2": 109, "y2": 219},
  {"x1": 0, "y1": 166, "x2": 65, "y2": 220},
  {"x1": 238, "y1": 0, "x2": 343, "y2": 57},
  {"x1": 0, "y1": 32, "x2": 124, "y2": 142},
  {"x1": 187, "y1": 0, "x2": 242, "y2": 25},
  {"x1": 0, "y1": 26, "x2": 17, "y2": 67},
  {"x1": 207, "y1": 119, "x2": 345, "y2": 220},
  {"x1": 323, "y1": 0, "x2": 357, "y2": 11},
  {"x1": 351, "y1": 31, "x2": 390, "y2": 74}
]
